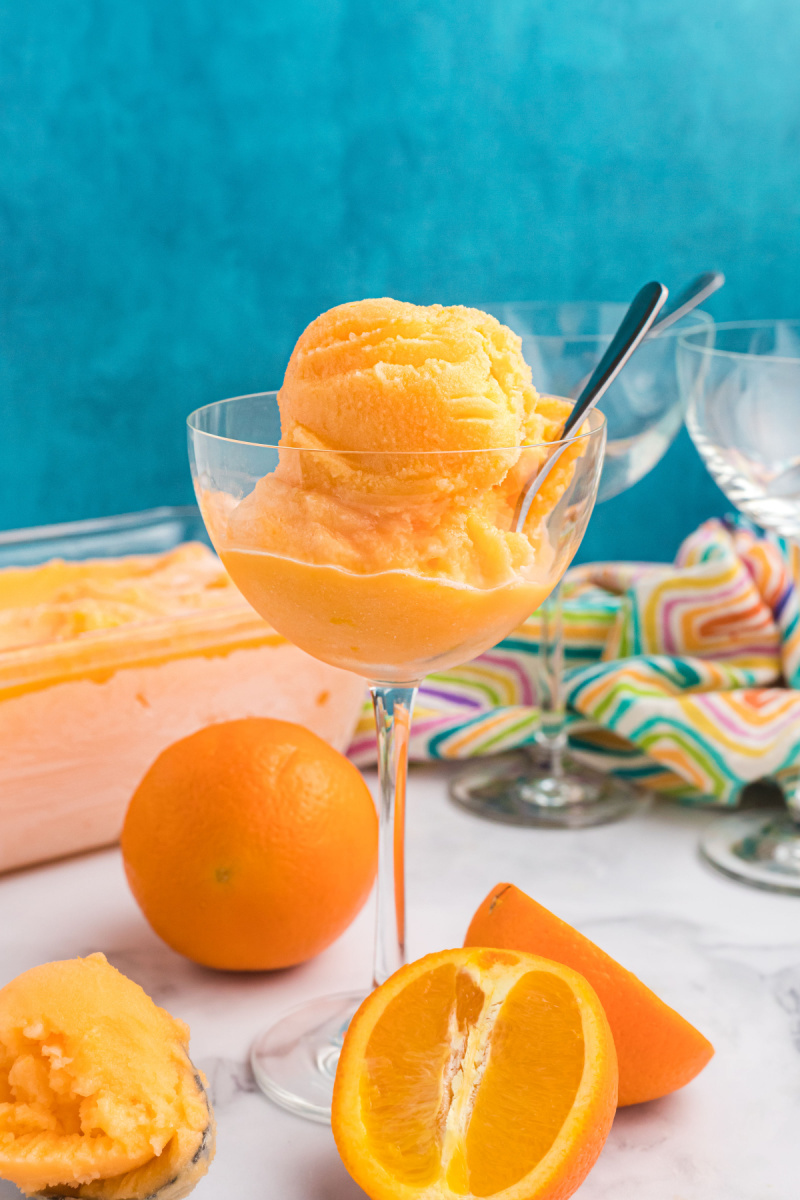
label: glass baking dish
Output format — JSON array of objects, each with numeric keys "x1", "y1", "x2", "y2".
[{"x1": 0, "y1": 507, "x2": 366, "y2": 873}]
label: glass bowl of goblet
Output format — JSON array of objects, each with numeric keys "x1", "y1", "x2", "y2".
[
  {"x1": 680, "y1": 319, "x2": 800, "y2": 894},
  {"x1": 451, "y1": 302, "x2": 712, "y2": 828},
  {"x1": 187, "y1": 391, "x2": 605, "y2": 1121}
]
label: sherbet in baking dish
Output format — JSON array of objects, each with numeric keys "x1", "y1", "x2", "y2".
[{"x1": 0, "y1": 534, "x2": 365, "y2": 873}]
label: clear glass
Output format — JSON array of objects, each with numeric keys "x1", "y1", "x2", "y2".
[
  {"x1": 451, "y1": 303, "x2": 712, "y2": 828},
  {"x1": 0, "y1": 504, "x2": 211, "y2": 567},
  {"x1": 0, "y1": 506, "x2": 365, "y2": 876},
  {"x1": 682, "y1": 321, "x2": 800, "y2": 539},
  {"x1": 187, "y1": 391, "x2": 606, "y2": 1121},
  {"x1": 680, "y1": 320, "x2": 800, "y2": 893}
]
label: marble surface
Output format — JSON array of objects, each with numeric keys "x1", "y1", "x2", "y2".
[{"x1": 0, "y1": 763, "x2": 798, "y2": 1199}]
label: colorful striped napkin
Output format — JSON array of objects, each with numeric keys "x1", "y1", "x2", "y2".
[{"x1": 349, "y1": 518, "x2": 800, "y2": 805}]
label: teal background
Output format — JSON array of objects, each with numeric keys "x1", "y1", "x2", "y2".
[{"x1": 1, "y1": 1, "x2": 799, "y2": 560}]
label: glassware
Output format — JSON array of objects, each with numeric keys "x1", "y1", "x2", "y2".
[
  {"x1": 187, "y1": 391, "x2": 606, "y2": 1121},
  {"x1": 680, "y1": 319, "x2": 800, "y2": 894},
  {"x1": 0, "y1": 505, "x2": 211, "y2": 566},
  {"x1": 0, "y1": 505, "x2": 367, "y2": 875},
  {"x1": 450, "y1": 303, "x2": 712, "y2": 828}
]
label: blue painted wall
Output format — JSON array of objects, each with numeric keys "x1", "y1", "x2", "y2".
[{"x1": 1, "y1": 0, "x2": 799, "y2": 560}]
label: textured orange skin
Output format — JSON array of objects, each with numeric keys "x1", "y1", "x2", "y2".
[
  {"x1": 332, "y1": 947, "x2": 617, "y2": 1200},
  {"x1": 121, "y1": 717, "x2": 377, "y2": 970},
  {"x1": 466, "y1": 884, "x2": 715, "y2": 1106}
]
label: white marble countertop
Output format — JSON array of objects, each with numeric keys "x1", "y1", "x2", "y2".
[{"x1": 1, "y1": 763, "x2": 798, "y2": 1200}]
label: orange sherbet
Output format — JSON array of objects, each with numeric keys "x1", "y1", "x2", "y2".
[
  {"x1": 277, "y1": 297, "x2": 567, "y2": 490},
  {"x1": 0, "y1": 953, "x2": 214, "y2": 1198},
  {"x1": 0, "y1": 543, "x2": 239, "y2": 653},
  {"x1": 210, "y1": 299, "x2": 581, "y2": 680},
  {"x1": 0, "y1": 544, "x2": 366, "y2": 873}
]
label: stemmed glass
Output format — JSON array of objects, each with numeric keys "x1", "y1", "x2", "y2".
[
  {"x1": 187, "y1": 391, "x2": 605, "y2": 1121},
  {"x1": 451, "y1": 303, "x2": 712, "y2": 828},
  {"x1": 679, "y1": 320, "x2": 800, "y2": 894}
]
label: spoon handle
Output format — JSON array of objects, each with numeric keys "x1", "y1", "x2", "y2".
[
  {"x1": 513, "y1": 281, "x2": 668, "y2": 533},
  {"x1": 562, "y1": 281, "x2": 668, "y2": 439},
  {"x1": 649, "y1": 270, "x2": 725, "y2": 336}
]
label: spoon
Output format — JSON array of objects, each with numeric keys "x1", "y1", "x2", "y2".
[
  {"x1": 645, "y1": 270, "x2": 724, "y2": 336},
  {"x1": 514, "y1": 280, "x2": 668, "y2": 532},
  {"x1": 570, "y1": 270, "x2": 725, "y2": 398}
]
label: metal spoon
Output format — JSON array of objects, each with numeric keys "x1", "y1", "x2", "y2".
[
  {"x1": 569, "y1": 269, "x2": 725, "y2": 398},
  {"x1": 513, "y1": 280, "x2": 668, "y2": 532},
  {"x1": 571, "y1": 270, "x2": 725, "y2": 398},
  {"x1": 646, "y1": 270, "x2": 724, "y2": 336}
]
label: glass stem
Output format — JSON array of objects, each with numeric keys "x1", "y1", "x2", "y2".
[
  {"x1": 780, "y1": 767, "x2": 800, "y2": 826},
  {"x1": 536, "y1": 581, "x2": 567, "y2": 777},
  {"x1": 783, "y1": 537, "x2": 800, "y2": 826},
  {"x1": 369, "y1": 684, "x2": 417, "y2": 989}
]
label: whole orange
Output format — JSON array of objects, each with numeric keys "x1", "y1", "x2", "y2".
[{"x1": 121, "y1": 718, "x2": 377, "y2": 970}]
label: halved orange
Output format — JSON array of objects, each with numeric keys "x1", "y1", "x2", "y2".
[
  {"x1": 466, "y1": 884, "x2": 714, "y2": 1106},
  {"x1": 332, "y1": 947, "x2": 617, "y2": 1200}
]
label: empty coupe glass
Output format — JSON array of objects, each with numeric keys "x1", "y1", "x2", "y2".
[
  {"x1": 451, "y1": 303, "x2": 712, "y2": 827},
  {"x1": 187, "y1": 392, "x2": 605, "y2": 1120},
  {"x1": 680, "y1": 320, "x2": 800, "y2": 893}
]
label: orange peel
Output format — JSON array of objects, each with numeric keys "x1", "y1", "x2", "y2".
[
  {"x1": 332, "y1": 946, "x2": 617, "y2": 1200},
  {"x1": 466, "y1": 883, "x2": 714, "y2": 1106}
]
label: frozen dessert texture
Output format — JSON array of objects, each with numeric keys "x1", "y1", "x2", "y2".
[
  {"x1": 278, "y1": 297, "x2": 564, "y2": 479},
  {"x1": 0, "y1": 545, "x2": 366, "y2": 872},
  {"x1": 0, "y1": 544, "x2": 239, "y2": 653},
  {"x1": 201, "y1": 297, "x2": 593, "y2": 680},
  {"x1": 224, "y1": 299, "x2": 575, "y2": 589},
  {"x1": 0, "y1": 953, "x2": 214, "y2": 1198}
]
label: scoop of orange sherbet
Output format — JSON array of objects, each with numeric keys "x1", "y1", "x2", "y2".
[
  {"x1": 220, "y1": 300, "x2": 573, "y2": 584},
  {"x1": 210, "y1": 299, "x2": 583, "y2": 677},
  {"x1": 276, "y1": 298, "x2": 568, "y2": 497},
  {"x1": 0, "y1": 953, "x2": 214, "y2": 1198}
]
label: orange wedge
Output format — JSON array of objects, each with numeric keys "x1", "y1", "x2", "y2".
[
  {"x1": 466, "y1": 884, "x2": 714, "y2": 1106},
  {"x1": 331, "y1": 947, "x2": 617, "y2": 1200}
]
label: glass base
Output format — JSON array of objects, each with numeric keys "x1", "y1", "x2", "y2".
[
  {"x1": 250, "y1": 990, "x2": 365, "y2": 1123},
  {"x1": 701, "y1": 810, "x2": 800, "y2": 894},
  {"x1": 449, "y1": 749, "x2": 648, "y2": 828}
]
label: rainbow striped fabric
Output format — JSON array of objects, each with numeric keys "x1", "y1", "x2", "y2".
[{"x1": 348, "y1": 518, "x2": 800, "y2": 805}]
